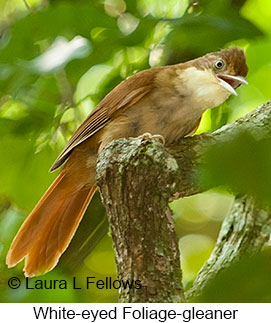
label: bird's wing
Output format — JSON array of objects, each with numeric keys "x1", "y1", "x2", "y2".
[{"x1": 50, "y1": 68, "x2": 158, "y2": 171}]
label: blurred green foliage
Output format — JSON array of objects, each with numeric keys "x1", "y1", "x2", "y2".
[
  {"x1": 0, "y1": 0, "x2": 270, "y2": 302},
  {"x1": 199, "y1": 133, "x2": 271, "y2": 207},
  {"x1": 194, "y1": 250, "x2": 271, "y2": 302}
]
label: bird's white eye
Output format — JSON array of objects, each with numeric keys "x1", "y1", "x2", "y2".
[{"x1": 214, "y1": 59, "x2": 225, "y2": 70}]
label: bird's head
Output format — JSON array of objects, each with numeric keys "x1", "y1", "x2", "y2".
[
  {"x1": 204, "y1": 47, "x2": 248, "y2": 96},
  {"x1": 176, "y1": 47, "x2": 248, "y2": 109}
]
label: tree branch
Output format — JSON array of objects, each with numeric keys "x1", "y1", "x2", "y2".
[
  {"x1": 185, "y1": 195, "x2": 271, "y2": 301},
  {"x1": 96, "y1": 100, "x2": 271, "y2": 302},
  {"x1": 96, "y1": 138, "x2": 184, "y2": 302}
]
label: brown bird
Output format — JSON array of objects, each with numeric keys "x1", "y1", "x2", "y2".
[{"x1": 6, "y1": 47, "x2": 248, "y2": 277}]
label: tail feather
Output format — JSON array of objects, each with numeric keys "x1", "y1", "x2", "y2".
[
  {"x1": 6, "y1": 171, "x2": 97, "y2": 277},
  {"x1": 6, "y1": 172, "x2": 66, "y2": 264}
]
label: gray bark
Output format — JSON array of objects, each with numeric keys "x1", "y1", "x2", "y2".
[
  {"x1": 96, "y1": 100, "x2": 271, "y2": 302},
  {"x1": 96, "y1": 138, "x2": 184, "y2": 302}
]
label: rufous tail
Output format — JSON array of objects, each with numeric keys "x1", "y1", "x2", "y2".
[{"x1": 6, "y1": 171, "x2": 97, "y2": 277}]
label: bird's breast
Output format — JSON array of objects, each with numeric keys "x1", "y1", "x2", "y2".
[{"x1": 100, "y1": 88, "x2": 204, "y2": 146}]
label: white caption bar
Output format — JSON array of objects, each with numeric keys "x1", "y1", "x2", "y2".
[{"x1": 1, "y1": 303, "x2": 270, "y2": 322}]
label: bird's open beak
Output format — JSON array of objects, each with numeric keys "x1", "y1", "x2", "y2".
[{"x1": 216, "y1": 74, "x2": 248, "y2": 96}]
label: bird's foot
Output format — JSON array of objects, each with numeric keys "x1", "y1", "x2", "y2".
[
  {"x1": 197, "y1": 131, "x2": 214, "y2": 141},
  {"x1": 138, "y1": 132, "x2": 165, "y2": 145}
]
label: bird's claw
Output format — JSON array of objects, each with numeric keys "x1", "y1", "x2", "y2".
[
  {"x1": 198, "y1": 132, "x2": 214, "y2": 141},
  {"x1": 138, "y1": 132, "x2": 165, "y2": 145}
]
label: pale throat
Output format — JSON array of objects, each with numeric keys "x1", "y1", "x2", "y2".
[{"x1": 176, "y1": 67, "x2": 231, "y2": 110}]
